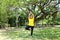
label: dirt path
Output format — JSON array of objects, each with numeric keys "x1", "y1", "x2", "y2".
[
  {"x1": 0, "y1": 29, "x2": 9, "y2": 40},
  {"x1": 0, "y1": 29, "x2": 23, "y2": 40}
]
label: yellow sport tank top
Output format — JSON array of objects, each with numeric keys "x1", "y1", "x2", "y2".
[{"x1": 28, "y1": 17, "x2": 34, "y2": 26}]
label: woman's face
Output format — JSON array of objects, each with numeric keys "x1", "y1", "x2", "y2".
[{"x1": 29, "y1": 14, "x2": 33, "y2": 19}]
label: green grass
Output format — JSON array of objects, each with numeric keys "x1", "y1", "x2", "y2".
[{"x1": 3, "y1": 27, "x2": 60, "y2": 40}]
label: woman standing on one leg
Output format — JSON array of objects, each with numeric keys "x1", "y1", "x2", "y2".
[{"x1": 25, "y1": 11, "x2": 34, "y2": 36}]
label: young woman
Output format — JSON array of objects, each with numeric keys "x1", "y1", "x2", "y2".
[{"x1": 25, "y1": 11, "x2": 34, "y2": 36}]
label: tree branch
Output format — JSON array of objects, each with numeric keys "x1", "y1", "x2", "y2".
[
  {"x1": 44, "y1": 0, "x2": 52, "y2": 7},
  {"x1": 20, "y1": 7, "x2": 28, "y2": 14},
  {"x1": 54, "y1": 2, "x2": 60, "y2": 6}
]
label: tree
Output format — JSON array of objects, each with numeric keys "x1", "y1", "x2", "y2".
[
  {"x1": 0, "y1": 0, "x2": 9, "y2": 28},
  {"x1": 18, "y1": 0, "x2": 60, "y2": 25}
]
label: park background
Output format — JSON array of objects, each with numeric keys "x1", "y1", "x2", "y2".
[{"x1": 0, "y1": 0, "x2": 60, "y2": 40}]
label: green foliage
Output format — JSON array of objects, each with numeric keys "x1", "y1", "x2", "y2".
[{"x1": 0, "y1": 0, "x2": 60, "y2": 27}]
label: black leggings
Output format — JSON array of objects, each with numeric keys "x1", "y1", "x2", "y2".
[{"x1": 25, "y1": 25, "x2": 34, "y2": 36}]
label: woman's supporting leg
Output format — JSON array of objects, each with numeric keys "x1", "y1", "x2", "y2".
[{"x1": 31, "y1": 27, "x2": 34, "y2": 36}]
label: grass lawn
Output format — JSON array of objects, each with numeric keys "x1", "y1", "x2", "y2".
[{"x1": 2, "y1": 27, "x2": 60, "y2": 40}]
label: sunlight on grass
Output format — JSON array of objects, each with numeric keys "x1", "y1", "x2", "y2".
[{"x1": 2, "y1": 27, "x2": 60, "y2": 40}]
